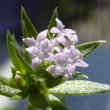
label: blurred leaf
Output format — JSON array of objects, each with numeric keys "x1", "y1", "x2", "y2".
[
  {"x1": 1, "y1": 106, "x2": 15, "y2": 110},
  {"x1": 0, "y1": 75, "x2": 16, "y2": 87},
  {"x1": 73, "y1": 71, "x2": 88, "y2": 79},
  {"x1": 76, "y1": 40, "x2": 106, "y2": 58},
  {"x1": 26, "y1": 103, "x2": 40, "y2": 110},
  {"x1": 0, "y1": 85, "x2": 21, "y2": 97},
  {"x1": 28, "y1": 93, "x2": 50, "y2": 109},
  {"x1": 10, "y1": 95, "x2": 23, "y2": 100},
  {"x1": 48, "y1": 8, "x2": 58, "y2": 31},
  {"x1": 48, "y1": 95, "x2": 68, "y2": 110},
  {"x1": 59, "y1": 96, "x2": 65, "y2": 104},
  {"x1": 7, "y1": 31, "x2": 29, "y2": 73},
  {"x1": 21, "y1": 7, "x2": 38, "y2": 38},
  {"x1": 48, "y1": 80, "x2": 110, "y2": 96}
]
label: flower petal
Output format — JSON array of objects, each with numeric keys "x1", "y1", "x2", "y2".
[
  {"x1": 31, "y1": 57, "x2": 42, "y2": 70},
  {"x1": 46, "y1": 65, "x2": 55, "y2": 74},
  {"x1": 40, "y1": 40, "x2": 49, "y2": 52},
  {"x1": 56, "y1": 37, "x2": 67, "y2": 46},
  {"x1": 26, "y1": 47, "x2": 40, "y2": 58},
  {"x1": 44, "y1": 53, "x2": 56, "y2": 61},
  {"x1": 63, "y1": 47, "x2": 71, "y2": 55},
  {"x1": 52, "y1": 38, "x2": 59, "y2": 46},
  {"x1": 75, "y1": 59, "x2": 89, "y2": 67},
  {"x1": 67, "y1": 64, "x2": 76, "y2": 75},
  {"x1": 66, "y1": 34, "x2": 78, "y2": 43},
  {"x1": 53, "y1": 46, "x2": 63, "y2": 52},
  {"x1": 50, "y1": 27, "x2": 61, "y2": 34},
  {"x1": 63, "y1": 29, "x2": 76, "y2": 34},
  {"x1": 56, "y1": 53, "x2": 68, "y2": 66},
  {"x1": 56, "y1": 18, "x2": 64, "y2": 30},
  {"x1": 70, "y1": 46, "x2": 81, "y2": 58},
  {"x1": 23, "y1": 38, "x2": 36, "y2": 47},
  {"x1": 37, "y1": 30, "x2": 47, "y2": 42},
  {"x1": 54, "y1": 65, "x2": 64, "y2": 77}
]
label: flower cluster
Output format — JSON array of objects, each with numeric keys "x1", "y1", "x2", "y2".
[{"x1": 23, "y1": 18, "x2": 88, "y2": 78}]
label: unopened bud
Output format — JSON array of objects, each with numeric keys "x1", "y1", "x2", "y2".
[{"x1": 15, "y1": 74, "x2": 26, "y2": 88}]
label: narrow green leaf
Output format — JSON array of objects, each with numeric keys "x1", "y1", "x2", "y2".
[
  {"x1": 10, "y1": 95, "x2": 23, "y2": 100},
  {"x1": 48, "y1": 80, "x2": 110, "y2": 96},
  {"x1": 48, "y1": 95, "x2": 68, "y2": 110},
  {"x1": 59, "y1": 96, "x2": 65, "y2": 104},
  {"x1": 11, "y1": 34, "x2": 31, "y2": 68},
  {"x1": 76, "y1": 40, "x2": 106, "y2": 58},
  {"x1": 7, "y1": 31, "x2": 29, "y2": 72},
  {"x1": 0, "y1": 85, "x2": 21, "y2": 97},
  {"x1": 21, "y1": 7, "x2": 38, "y2": 38},
  {"x1": 48, "y1": 8, "x2": 58, "y2": 31},
  {"x1": 73, "y1": 71, "x2": 88, "y2": 79},
  {"x1": 28, "y1": 93, "x2": 50, "y2": 109},
  {"x1": 0, "y1": 75, "x2": 16, "y2": 87}
]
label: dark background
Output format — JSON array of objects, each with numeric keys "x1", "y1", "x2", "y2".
[{"x1": 0, "y1": 0, "x2": 110, "y2": 110}]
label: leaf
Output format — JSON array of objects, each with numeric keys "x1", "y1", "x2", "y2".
[
  {"x1": 28, "y1": 93, "x2": 50, "y2": 109},
  {"x1": 76, "y1": 40, "x2": 106, "y2": 58},
  {"x1": 10, "y1": 95, "x2": 23, "y2": 100},
  {"x1": 48, "y1": 7, "x2": 58, "y2": 31},
  {"x1": 1, "y1": 106, "x2": 15, "y2": 110},
  {"x1": 0, "y1": 85, "x2": 21, "y2": 97},
  {"x1": 26, "y1": 103, "x2": 40, "y2": 110},
  {"x1": 48, "y1": 80, "x2": 110, "y2": 96},
  {"x1": 7, "y1": 31, "x2": 29, "y2": 72},
  {"x1": 21, "y1": 7, "x2": 38, "y2": 38},
  {"x1": 11, "y1": 34, "x2": 31, "y2": 68},
  {"x1": 73, "y1": 71, "x2": 88, "y2": 79},
  {"x1": 48, "y1": 95, "x2": 68, "y2": 110},
  {"x1": 0, "y1": 75, "x2": 16, "y2": 87}
]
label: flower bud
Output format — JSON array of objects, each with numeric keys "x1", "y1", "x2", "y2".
[{"x1": 15, "y1": 71, "x2": 26, "y2": 88}]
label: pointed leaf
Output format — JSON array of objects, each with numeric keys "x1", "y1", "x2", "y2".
[
  {"x1": 10, "y1": 95, "x2": 23, "y2": 100},
  {"x1": 0, "y1": 85, "x2": 21, "y2": 97},
  {"x1": 0, "y1": 75, "x2": 16, "y2": 87},
  {"x1": 48, "y1": 8, "x2": 58, "y2": 31},
  {"x1": 73, "y1": 71, "x2": 88, "y2": 79},
  {"x1": 12, "y1": 34, "x2": 31, "y2": 68},
  {"x1": 48, "y1": 80, "x2": 110, "y2": 96},
  {"x1": 76, "y1": 40, "x2": 106, "y2": 58},
  {"x1": 21, "y1": 7, "x2": 38, "y2": 38},
  {"x1": 48, "y1": 95, "x2": 68, "y2": 110},
  {"x1": 7, "y1": 31, "x2": 29, "y2": 72}
]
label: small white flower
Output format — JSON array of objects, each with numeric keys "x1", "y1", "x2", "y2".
[
  {"x1": 23, "y1": 30, "x2": 52, "y2": 70},
  {"x1": 46, "y1": 46, "x2": 88, "y2": 78},
  {"x1": 50, "y1": 18, "x2": 78, "y2": 47},
  {"x1": 23, "y1": 18, "x2": 88, "y2": 78}
]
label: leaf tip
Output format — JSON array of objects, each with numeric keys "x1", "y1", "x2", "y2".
[
  {"x1": 6, "y1": 30, "x2": 11, "y2": 39},
  {"x1": 98, "y1": 40, "x2": 107, "y2": 44},
  {"x1": 21, "y1": 6, "x2": 27, "y2": 19},
  {"x1": 21, "y1": 6, "x2": 25, "y2": 14}
]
